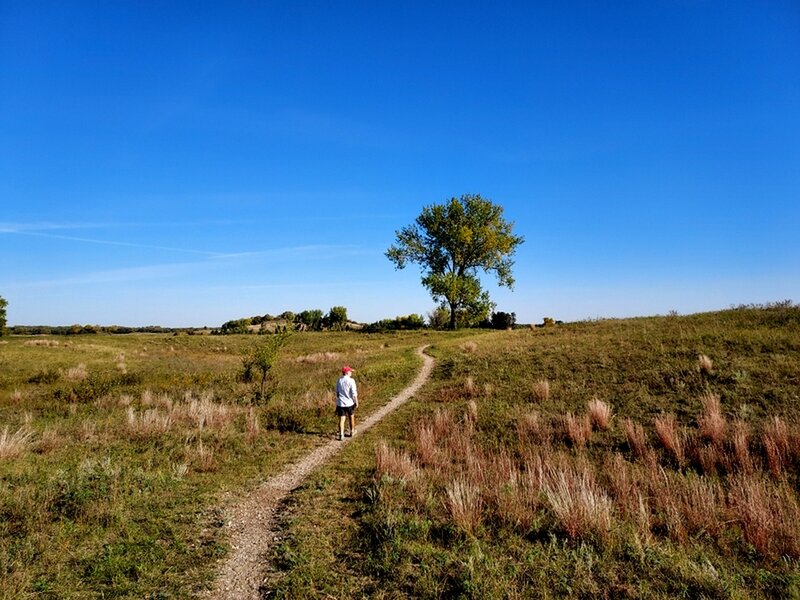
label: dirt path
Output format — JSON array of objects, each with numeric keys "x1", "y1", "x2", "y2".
[{"x1": 204, "y1": 346, "x2": 434, "y2": 599}]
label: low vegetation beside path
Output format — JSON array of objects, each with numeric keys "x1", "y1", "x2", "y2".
[
  {"x1": 264, "y1": 305, "x2": 800, "y2": 598},
  {"x1": 0, "y1": 330, "x2": 462, "y2": 598}
]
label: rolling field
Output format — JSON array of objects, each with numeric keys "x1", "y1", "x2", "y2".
[
  {"x1": 1, "y1": 305, "x2": 799, "y2": 598},
  {"x1": 0, "y1": 329, "x2": 467, "y2": 598},
  {"x1": 263, "y1": 305, "x2": 800, "y2": 599}
]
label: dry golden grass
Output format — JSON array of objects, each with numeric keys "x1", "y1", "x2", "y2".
[
  {"x1": 541, "y1": 462, "x2": 613, "y2": 542},
  {"x1": 463, "y1": 376, "x2": 478, "y2": 397},
  {"x1": 697, "y1": 353, "x2": 714, "y2": 375},
  {"x1": 190, "y1": 440, "x2": 217, "y2": 473},
  {"x1": 530, "y1": 379, "x2": 550, "y2": 403},
  {"x1": 295, "y1": 351, "x2": 341, "y2": 363},
  {"x1": 126, "y1": 407, "x2": 173, "y2": 438},
  {"x1": 459, "y1": 341, "x2": 478, "y2": 353},
  {"x1": 36, "y1": 427, "x2": 62, "y2": 454},
  {"x1": 64, "y1": 363, "x2": 88, "y2": 381},
  {"x1": 587, "y1": 397, "x2": 612, "y2": 431},
  {"x1": 445, "y1": 476, "x2": 483, "y2": 535},
  {"x1": 730, "y1": 419, "x2": 754, "y2": 474},
  {"x1": 375, "y1": 440, "x2": 417, "y2": 483},
  {"x1": 729, "y1": 474, "x2": 800, "y2": 559},
  {"x1": 245, "y1": 407, "x2": 261, "y2": 441},
  {"x1": 23, "y1": 339, "x2": 60, "y2": 347},
  {"x1": 0, "y1": 426, "x2": 35, "y2": 459}
]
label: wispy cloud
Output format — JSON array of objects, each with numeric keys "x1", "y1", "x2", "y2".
[
  {"x1": 5, "y1": 229, "x2": 224, "y2": 256},
  {"x1": 1, "y1": 244, "x2": 376, "y2": 291},
  {"x1": 2, "y1": 261, "x2": 206, "y2": 290}
]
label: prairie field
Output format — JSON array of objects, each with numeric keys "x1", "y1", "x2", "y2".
[
  {"x1": 263, "y1": 305, "x2": 800, "y2": 599},
  {"x1": 1, "y1": 305, "x2": 799, "y2": 598},
  {"x1": 0, "y1": 330, "x2": 463, "y2": 598}
]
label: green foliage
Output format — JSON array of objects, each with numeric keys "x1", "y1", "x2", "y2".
[
  {"x1": 219, "y1": 318, "x2": 252, "y2": 335},
  {"x1": 296, "y1": 309, "x2": 324, "y2": 330},
  {"x1": 386, "y1": 194, "x2": 524, "y2": 329},
  {"x1": 427, "y1": 306, "x2": 451, "y2": 330},
  {"x1": 490, "y1": 311, "x2": 516, "y2": 329},
  {"x1": 242, "y1": 331, "x2": 292, "y2": 401},
  {"x1": 324, "y1": 305, "x2": 348, "y2": 330},
  {"x1": 0, "y1": 295, "x2": 7, "y2": 336},
  {"x1": 365, "y1": 314, "x2": 426, "y2": 333}
]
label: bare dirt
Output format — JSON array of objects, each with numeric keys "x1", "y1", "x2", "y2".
[{"x1": 204, "y1": 346, "x2": 434, "y2": 599}]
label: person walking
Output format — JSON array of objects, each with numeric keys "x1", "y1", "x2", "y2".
[{"x1": 335, "y1": 365, "x2": 358, "y2": 440}]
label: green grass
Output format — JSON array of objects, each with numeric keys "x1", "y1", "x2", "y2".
[
  {"x1": 3, "y1": 306, "x2": 799, "y2": 598},
  {"x1": 0, "y1": 330, "x2": 457, "y2": 598},
  {"x1": 264, "y1": 306, "x2": 800, "y2": 599}
]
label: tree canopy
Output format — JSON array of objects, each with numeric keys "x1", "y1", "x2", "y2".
[{"x1": 386, "y1": 194, "x2": 524, "y2": 328}]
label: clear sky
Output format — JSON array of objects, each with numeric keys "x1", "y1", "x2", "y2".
[{"x1": 2, "y1": 1, "x2": 798, "y2": 327}]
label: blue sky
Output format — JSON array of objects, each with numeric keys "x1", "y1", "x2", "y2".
[{"x1": 1, "y1": 1, "x2": 798, "y2": 327}]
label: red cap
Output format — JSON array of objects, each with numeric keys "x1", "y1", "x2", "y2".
[{"x1": 342, "y1": 365, "x2": 353, "y2": 374}]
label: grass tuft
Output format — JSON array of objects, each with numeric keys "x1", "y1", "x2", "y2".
[
  {"x1": 587, "y1": 397, "x2": 612, "y2": 431},
  {"x1": 0, "y1": 426, "x2": 36, "y2": 459},
  {"x1": 530, "y1": 379, "x2": 550, "y2": 403}
]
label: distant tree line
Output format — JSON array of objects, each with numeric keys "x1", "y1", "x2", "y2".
[
  {"x1": 217, "y1": 306, "x2": 350, "y2": 335},
  {"x1": 7, "y1": 324, "x2": 206, "y2": 335}
]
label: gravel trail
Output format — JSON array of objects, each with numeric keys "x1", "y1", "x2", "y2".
[{"x1": 204, "y1": 346, "x2": 434, "y2": 599}]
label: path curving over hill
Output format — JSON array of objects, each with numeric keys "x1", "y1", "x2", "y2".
[{"x1": 204, "y1": 346, "x2": 434, "y2": 599}]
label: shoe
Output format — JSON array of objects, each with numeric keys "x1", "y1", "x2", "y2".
[
  {"x1": 336, "y1": 432, "x2": 344, "y2": 441},
  {"x1": 350, "y1": 429, "x2": 357, "y2": 437}
]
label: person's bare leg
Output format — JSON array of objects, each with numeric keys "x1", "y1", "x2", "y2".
[
  {"x1": 349, "y1": 413, "x2": 356, "y2": 435},
  {"x1": 338, "y1": 415, "x2": 346, "y2": 439}
]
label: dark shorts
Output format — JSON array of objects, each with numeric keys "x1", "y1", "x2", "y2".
[{"x1": 336, "y1": 405, "x2": 355, "y2": 417}]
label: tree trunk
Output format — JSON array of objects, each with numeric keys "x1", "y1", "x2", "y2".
[{"x1": 449, "y1": 303, "x2": 457, "y2": 329}]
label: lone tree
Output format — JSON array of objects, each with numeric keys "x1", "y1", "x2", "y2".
[
  {"x1": 242, "y1": 331, "x2": 292, "y2": 401},
  {"x1": 387, "y1": 194, "x2": 524, "y2": 329},
  {"x1": 0, "y1": 295, "x2": 6, "y2": 336}
]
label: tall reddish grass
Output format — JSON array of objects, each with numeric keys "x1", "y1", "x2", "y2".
[
  {"x1": 654, "y1": 413, "x2": 685, "y2": 466},
  {"x1": 624, "y1": 418, "x2": 648, "y2": 459},
  {"x1": 697, "y1": 392, "x2": 726, "y2": 445},
  {"x1": 563, "y1": 412, "x2": 592, "y2": 448},
  {"x1": 762, "y1": 416, "x2": 790, "y2": 478}
]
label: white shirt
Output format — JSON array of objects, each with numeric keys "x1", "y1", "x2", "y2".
[{"x1": 336, "y1": 373, "x2": 358, "y2": 407}]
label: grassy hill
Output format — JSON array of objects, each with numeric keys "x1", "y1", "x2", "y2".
[
  {"x1": 1, "y1": 305, "x2": 798, "y2": 598},
  {"x1": 263, "y1": 305, "x2": 800, "y2": 599}
]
